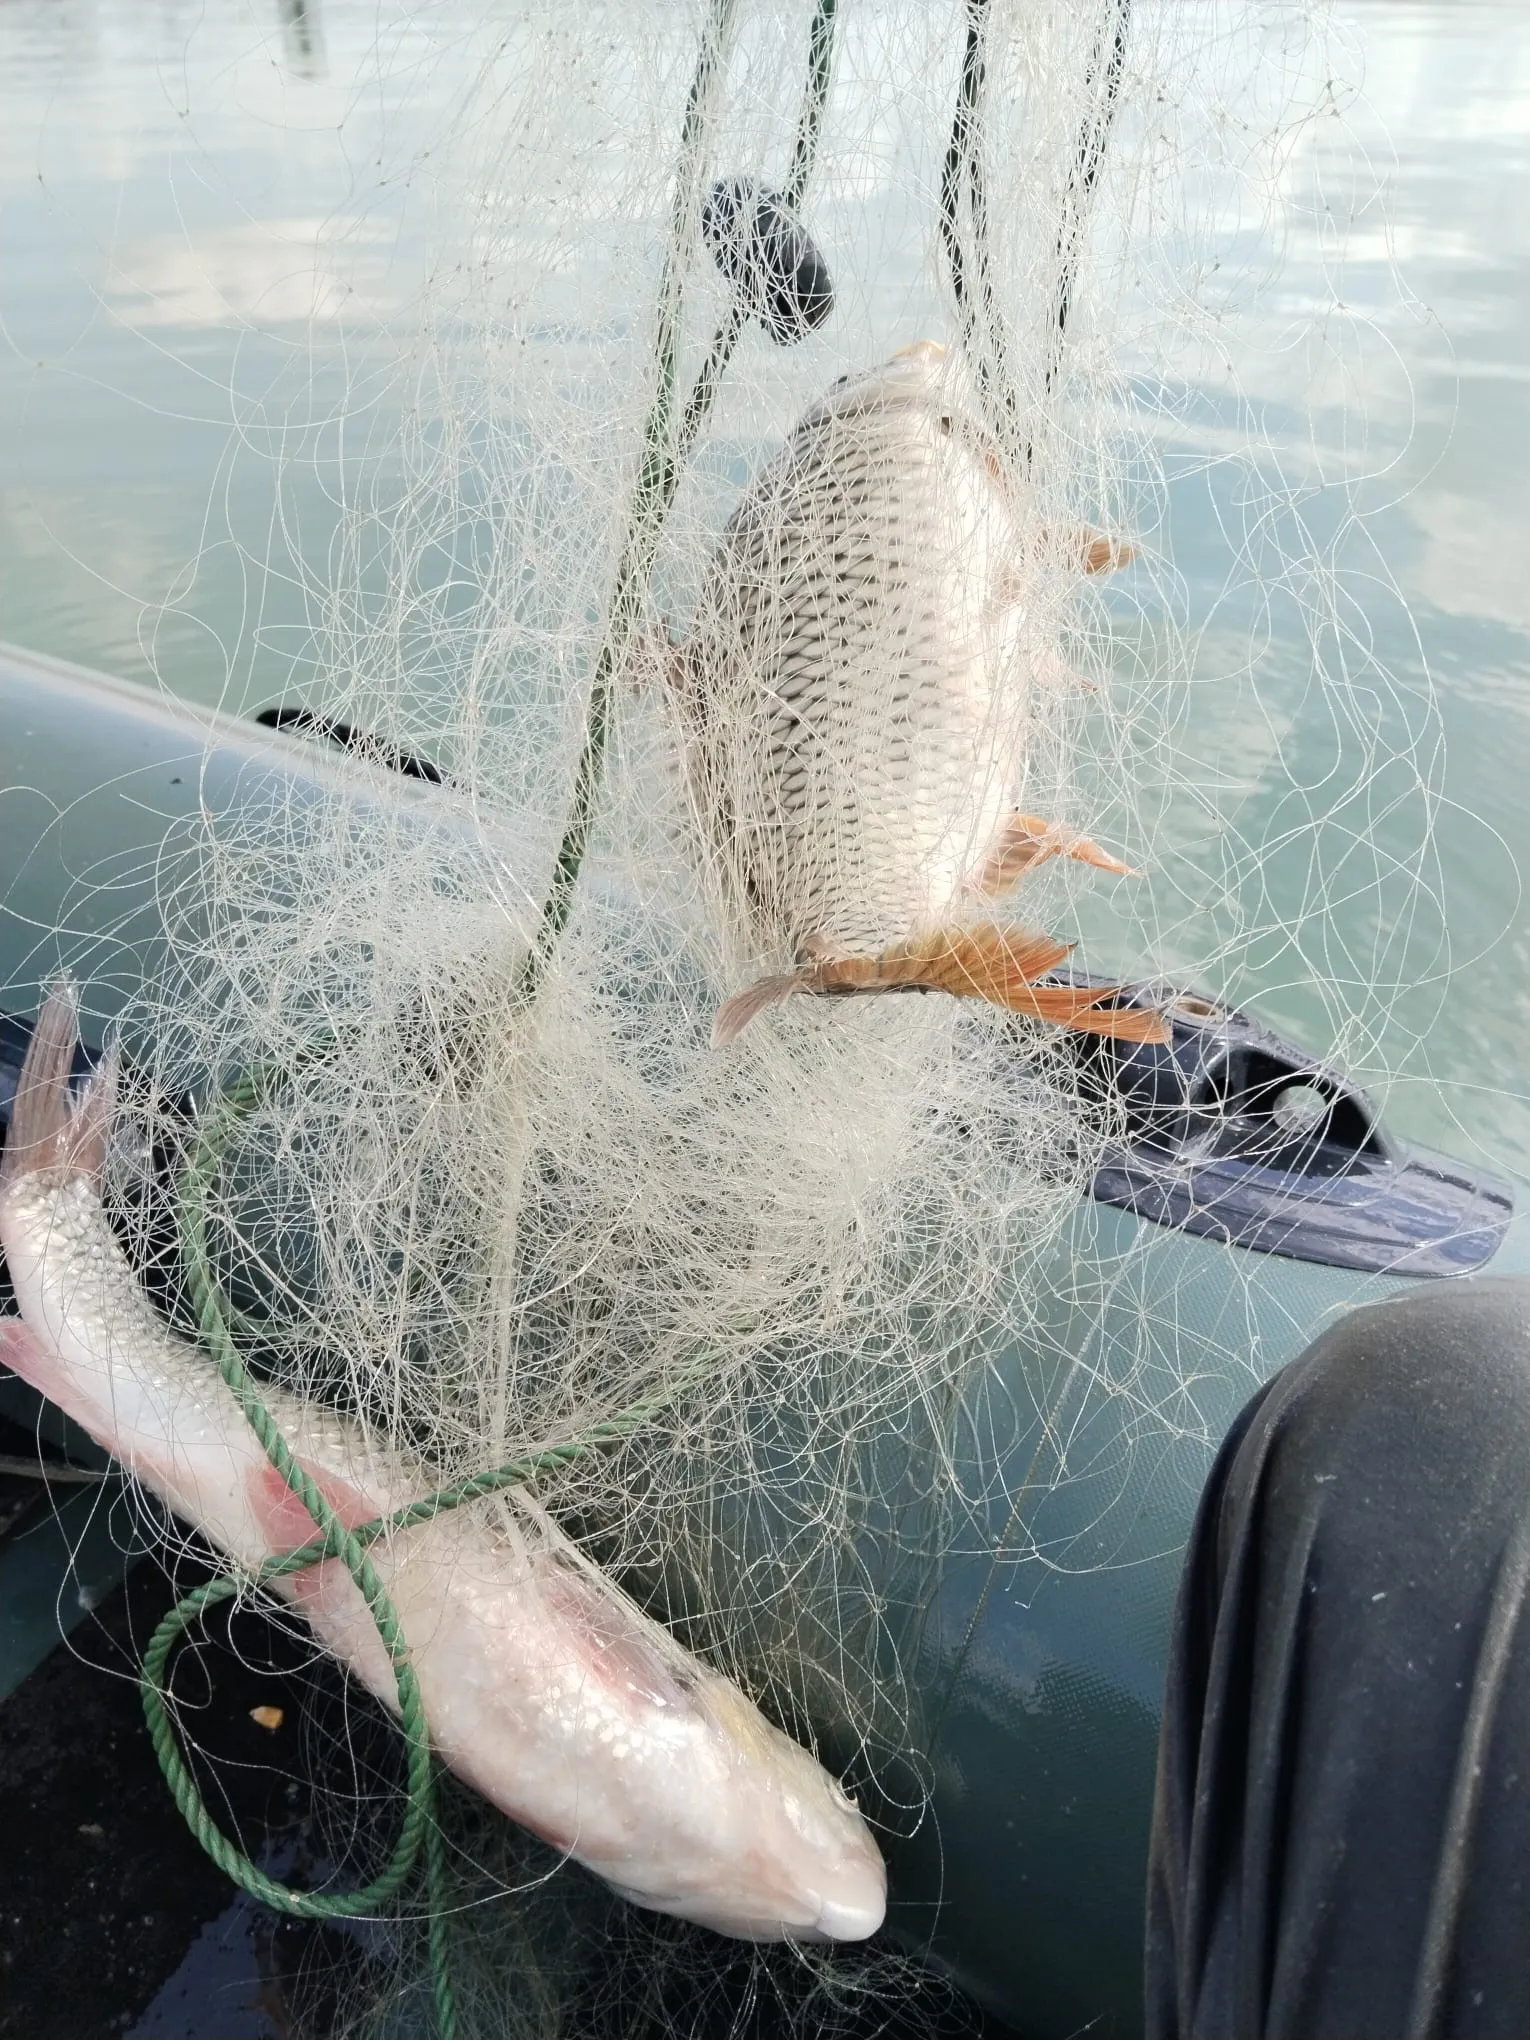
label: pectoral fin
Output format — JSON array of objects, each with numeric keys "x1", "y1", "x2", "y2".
[
  {"x1": 1077, "y1": 530, "x2": 1136, "y2": 574},
  {"x1": 969, "y1": 812, "x2": 1139, "y2": 897},
  {"x1": 1002, "y1": 532, "x2": 1136, "y2": 597}
]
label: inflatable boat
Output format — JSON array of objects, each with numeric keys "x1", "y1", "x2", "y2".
[{"x1": 3, "y1": 640, "x2": 1526, "y2": 2037}]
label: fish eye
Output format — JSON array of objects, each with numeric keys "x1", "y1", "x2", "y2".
[{"x1": 938, "y1": 414, "x2": 953, "y2": 435}]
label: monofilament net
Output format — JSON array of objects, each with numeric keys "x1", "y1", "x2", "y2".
[{"x1": 27, "y1": 1, "x2": 1433, "y2": 2033}]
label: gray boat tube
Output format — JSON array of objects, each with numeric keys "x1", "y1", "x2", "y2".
[{"x1": 3, "y1": 640, "x2": 1528, "y2": 2035}]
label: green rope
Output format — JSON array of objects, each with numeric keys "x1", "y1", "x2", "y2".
[
  {"x1": 515, "y1": 0, "x2": 841, "y2": 1004},
  {"x1": 142, "y1": 1050, "x2": 725, "y2": 2026},
  {"x1": 143, "y1": 1053, "x2": 440, "y2": 1951},
  {"x1": 514, "y1": 0, "x2": 743, "y2": 1005},
  {"x1": 425, "y1": 1789, "x2": 458, "y2": 2040},
  {"x1": 142, "y1": 11, "x2": 846, "y2": 2035}
]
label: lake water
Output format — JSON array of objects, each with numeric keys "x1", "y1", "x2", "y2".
[{"x1": 2, "y1": 0, "x2": 1529, "y2": 1171}]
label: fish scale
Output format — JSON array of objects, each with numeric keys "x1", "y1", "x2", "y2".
[
  {"x1": 0, "y1": 989, "x2": 888, "y2": 1944},
  {"x1": 678, "y1": 342, "x2": 1021, "y2": 961},
  {"x1": 670, "y1": 341, "x2": 1171, "y2": 1049}
]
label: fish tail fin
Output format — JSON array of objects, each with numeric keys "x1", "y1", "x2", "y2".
[
  {"x1": 1, "y1": 985, "x2": 115, "y2": 1188},
  {"x1": 890, "y1": 925, "x2": 1076, "y2": 1003},
  {"x1": 711, "y1": 968, "x2": 814, "y2": 1046},
  {"x1": 714, "y1": 927, "x2": 1171, "y2": 1047},
  {"x1": 1009, "y1": 979, "x2": 1172, "y2": 1044},
  {"x1": 798, "y1": 925, "x2": 1073, "y2": 1005}
]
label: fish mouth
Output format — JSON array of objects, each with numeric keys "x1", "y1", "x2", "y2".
[
  {"x1": 804, "y1": 1885, "x2": 885, "y2": 1942},
  {"x1": 603, "y1": 1872, "x2": 886, "y2": 1944}
]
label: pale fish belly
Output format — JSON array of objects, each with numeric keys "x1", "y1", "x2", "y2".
[
  {"x1": 681, "y1": 365, "x2": 1030, "y2": 961},
  {"x1": 0, "y1": 996, "x2": 887, "y2": 1942}
]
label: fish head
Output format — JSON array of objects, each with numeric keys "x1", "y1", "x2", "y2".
[
  {"x1": 816, "y1": 336, "x2": 950, "y2": 418},
  {"x1": 809, "y1": 339, "x2": 1014, "y2": 500},
  {"x1": 529, "y1": 1542, "x2": 886, "y2": 1943},
  {"x1": 603, "y1": 1671, "x2": 887, "y2": 1943}
]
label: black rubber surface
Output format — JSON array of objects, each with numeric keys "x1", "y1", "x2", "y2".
[
  {"x1": 0, "y1": 1520, "x2": 1019, "y2": 2039},
  {"x1": 1148, "y1": 1276, "x2": 1530, "y2": 2040},
  {"x1": 0, "y1": 1530, "x2": 379, "y2": 2039}
]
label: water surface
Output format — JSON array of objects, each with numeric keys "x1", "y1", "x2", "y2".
[{"x1": 2, "y1": 0, "x2": 1528, "y2": 1167}]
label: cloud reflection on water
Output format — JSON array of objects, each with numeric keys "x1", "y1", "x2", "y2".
[{"x1": 1, "y1": 0, "x2": 1529, "y2": 1164}]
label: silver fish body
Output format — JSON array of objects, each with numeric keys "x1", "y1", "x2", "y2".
[
  {"x1": 0, "y1": 990, "x2": 886, "y2": 1944},
  {"x1": 676, "y1": 340, "x2": 1034, "y2": 961}
]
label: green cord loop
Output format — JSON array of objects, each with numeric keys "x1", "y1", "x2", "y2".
[
  {"x1": 141, "y1": 1051, "x2": 725, "y2": 2030},
  {"x1": 139, "y1": 12, "x2": 845, "y2": 2038},
  {"x1": 142, "y1": 1051, "x2": 443, "y2": 1949}
]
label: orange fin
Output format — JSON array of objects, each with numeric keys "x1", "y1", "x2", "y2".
[
  {"x1": 713, "y1": 925, "x2": 1170, "y2": 1046},
  {"x1": 1020, "y1": 530, "x2": 1138, "y2": 582},
  {"x1": 1078, "y1": 530, "x2": 1137, "y2": 575},
  {"x1": 1002, "y1": 979, "x2": 1171, "y2": 1043},
  {"x1": 969, "y1": 812, "x2": 1140, "y2": 897},
  {"x1": 712, "y1": 968, "x2": 814, "y2": 1046},
  {"x1": 817, "y1": 924, "x2": 1075, "y2": 1004},
  {"x1": 711, "y1": 928, "x2": 1065, "y2": 1045},
  {"x1": 1, "y1": 985, "x2": 116, "y2": 1189}
]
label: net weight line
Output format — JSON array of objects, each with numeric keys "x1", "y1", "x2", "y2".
[
  {"x1": 139, "y1": 8, "x2": 844, "y2": 2031},
  {"x1": 942, "y1": 0, "x2": 1133, "y2": 468},
  {"x1": 146, "y1": 1047, "x2": 757, "y2": 2034},
  {"x1": 516, "y1": 0, "x2": 840, "y2": 1002}
]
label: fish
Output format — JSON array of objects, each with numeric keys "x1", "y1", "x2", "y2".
[
  {"x1": 0, "y1": 987, "x2": 887, "y2": 1944},
  {"x1": 664, "y1": 339, "x2": 1168, "y2": 1048}
]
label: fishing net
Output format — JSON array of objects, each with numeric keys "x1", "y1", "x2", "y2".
[{"x1": 4, "y1": 0, "x2": 1447, "y2": 2033}]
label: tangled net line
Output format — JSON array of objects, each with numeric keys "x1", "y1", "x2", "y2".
[
  {"x1": 137, "y1": 5, "x2": 843, "y2": 2034},
  {"x1": 133, "y1": 0, "x2": 1136, "y2": 2031}
]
